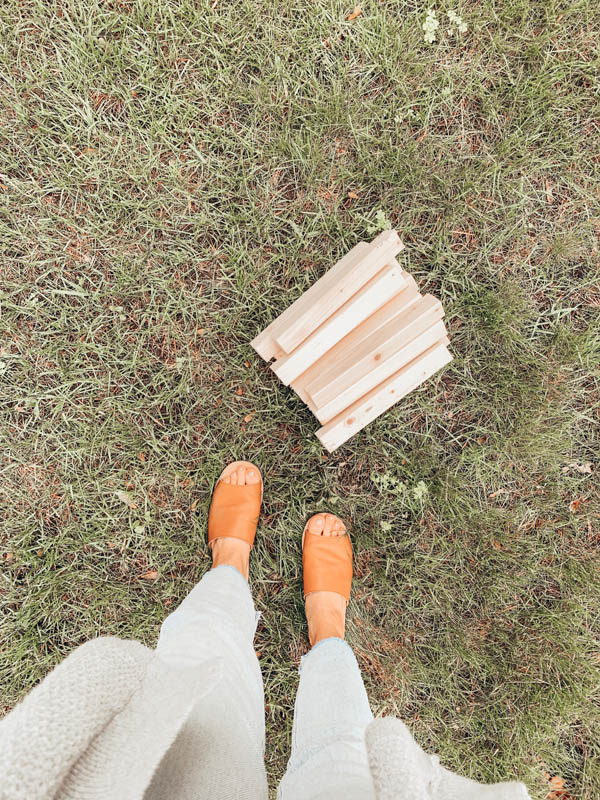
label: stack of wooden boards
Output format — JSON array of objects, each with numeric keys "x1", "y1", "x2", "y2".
[{"x1": 251, "y1": 230, "x2": 452, "y2": 452}]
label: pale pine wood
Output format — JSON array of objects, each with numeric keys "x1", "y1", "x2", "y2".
[
  {"x1": 311, "y1": 319, "x2": 448, "y2": 424},
  {"x1": 273, "y1": 230, "x2": 404, "y2": 354},
  {"x1": 315, "y1": 342, "x2": 452, "y2": 452},
  {"x1": 306, "y1": 294, "x2": 443, "y2": 409},
  {"x1": 250, "y1": 241, "x2": 371, "y2": 360},
  {"x1": 291, "y1": 276, "x2": 420, "y2": 404},
  {"x1": 250, "y1": 230, "x2": 451, "y2": 452},
  {"x1": 271, "y1": 261, "x2": 407, "y2": 386},
  {"x1": 251, "y1": 334, "x2": 284, "y2": 362}
]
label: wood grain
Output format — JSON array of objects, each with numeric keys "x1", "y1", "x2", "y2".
[
  {"x1": 315, "y1": 342, "x2": 452, "y2": 452},
  {"x1": 271, "y1": 261, "x2": 407, "y2": 386}
]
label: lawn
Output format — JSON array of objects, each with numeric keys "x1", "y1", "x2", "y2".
[{"x1": 1, "y1": 0, "x2": 599, "y2": 797}]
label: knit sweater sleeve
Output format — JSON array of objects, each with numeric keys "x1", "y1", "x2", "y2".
[
  {"x1": 0, "y1": 637, "x2": 152, "y2": 800},
  {"x1": 365, "y1": 717, "x2": 532, "y2": 800}
]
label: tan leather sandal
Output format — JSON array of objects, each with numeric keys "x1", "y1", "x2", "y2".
[
  {"x1": 208, "y1": 461, "x2": 263, "y2": 549},
  {"x1": 302, "y1": 513, "x2": 353, "y2": 604}
]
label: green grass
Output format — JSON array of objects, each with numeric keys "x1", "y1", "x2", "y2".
[{"x1": 1, "y1": 0, "x2": 599, "y2": 797}]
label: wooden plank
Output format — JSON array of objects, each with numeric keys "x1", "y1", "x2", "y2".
[
  {"x1": 273, "y1": 230, "x2": 404, "y2": 354},
  {"x1": 251, "y1": 334, "x2": 284, "y2": 362},
  {"x1": 291, "y1": 276, "x2": 420, "y2": 404},
  {"x1": 312, "y1": 319, "x2": 448, "y2": 423},
  {"x1": 250, "y1": 241, "x2": 371, "y2": 361},
  {"x1": 271, "y1": 261, "x2": 407, "y2": 386},
  {"x1": 306, "y1": 294, "x2": 443, "y2": 411},
  {"x1": 315, "y1": 342, "x2": 452, "y2": 453}
]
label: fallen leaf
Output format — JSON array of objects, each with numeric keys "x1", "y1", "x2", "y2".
[
  {"x1": 190, "y1": 499, "x2": 199, "y2": 512},
  {"x1": 348, "y1": 190, "x2": 359, "y2": 199},
  {"x1": 562, "y1": 462, "x2": 592, "y2": 474},
  {"x1": 138, "y1": 452, "x2": 146, "y2": 463},
  {"x1": 116, "y1": 490, "x2": 138, "y2": 510},
  {"x1": 244, "y1": 413, "x2": 254, "y2": 423},
  {"x1": 244, "y1": 360, "x2": 251, "y2": 368},
  {"x1": 569, "y1": 497, "x2": 582, "y2": 513},
  {"x1": 140, "y1": 569, "x2": 158, "y2": 580},
  {"x1": 546, "y1": 774, "x2": 572, "y2": 799},
  {"x1": 346, "y1": 5, "x2": 362, "y2": 21}
]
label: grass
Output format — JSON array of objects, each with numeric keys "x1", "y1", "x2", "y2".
[{"x1": 0, "y1": 0, "x2": 599, "y2": 796}]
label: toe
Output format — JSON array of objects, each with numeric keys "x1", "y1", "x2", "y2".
[
  {"x1": 219, "y1": 462, "x2": 261, "y2": 487},
  {"x1": 332, "y1": 516, "x2": 346, "y2": 536},
  {"x1": 307, "y1": 513, "x2": 325, "y2": 535},
  {"x1": 323, "y1": 514, "x2": 335, "y2": 536},
  {"x1": 245, "y1": 466, "x2": 260, "y2": 485},
  {"x1": 322, "y1": 514, "x2": 345, "y2": 536}
]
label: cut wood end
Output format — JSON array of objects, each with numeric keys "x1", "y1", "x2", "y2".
[
  {"x1": 372, "y1": 229, "x2": 405, "y2": 251},
  {"x1": 373, "y1": 229, "x2": 401, "y2": 245},
  {"x1": 251, "y1": 333, "x2": 281, "y2": 362}
]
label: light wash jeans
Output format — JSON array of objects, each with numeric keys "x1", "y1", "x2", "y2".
[{"x1": 154, "y1": 565, "x2": 376, "y2": 799}]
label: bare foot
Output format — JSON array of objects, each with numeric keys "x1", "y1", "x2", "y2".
[
  {"x1": 210, "y1": 463, "x2": 260, "y2": 580},
  {"x1": 304, "y1": 513, "x2": 349, "y2": 646}
]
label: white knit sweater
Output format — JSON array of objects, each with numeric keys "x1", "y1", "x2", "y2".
[{"x1": 0, "y1": 638, "x2": 531, "y2": 800}]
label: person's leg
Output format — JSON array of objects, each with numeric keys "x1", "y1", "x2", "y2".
[
  {"x1": 278, "y1": 514, "x2": 376, "y2": 800},
  {"x1": 148, "y1": 463, "x2": 268, "y2": 800},
  {"x1": 279, "y1": 637, "x2": 375, "y2": 800}
]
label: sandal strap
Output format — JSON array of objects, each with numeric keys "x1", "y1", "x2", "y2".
[
  {"x1": 303, "y1": 531, "x2": 353, "y2": 601},
  {"x1": 208, "y1": 480, "x2": 261, "y2": 548}
]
